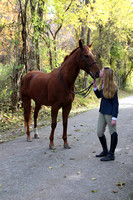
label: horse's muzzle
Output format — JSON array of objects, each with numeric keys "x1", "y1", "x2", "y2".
[{"x1": 95, "y1": 71, "x2": 99, "y2": 78}]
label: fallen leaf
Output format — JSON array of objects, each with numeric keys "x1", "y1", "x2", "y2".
[
  {"x1": 92, "y1": 178, "x2": 97, "y2": 180},
  {"x1": 48, "y1": 166, "x2": 53, "y2": 169},
  {"x1": 74, "y1": 129, "x2": 80, "y2": 132},
  {"x1": 116, "y1": 182, "x2": 126, "y2": 189},
  {"x1": 91, "y1": 190, "x2": 98, "y2": 193},
  {"x1": 0, "y1": 184, "x2": 2, "y2": 188},
  {"x1": 112, "y1": 191, "x2": 118, "y2": 193},
  {"x1": 70, "y1": 158, "x2": 75, "y2": 160}
]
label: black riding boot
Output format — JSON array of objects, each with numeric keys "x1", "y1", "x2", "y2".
[
  {"x1": 96, "y1": 135, "x2": 108, "y2": 157},
  {"x1": 101, "y1": 132, "x2": 118, "y2": 161}
]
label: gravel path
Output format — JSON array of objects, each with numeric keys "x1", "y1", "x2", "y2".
[{"x1": 0, "y1": 96, "x2": 133, "y2": 200}]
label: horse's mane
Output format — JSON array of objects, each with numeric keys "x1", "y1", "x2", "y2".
[
  {"x1": 69, "y1": 47, "x2": 79, "y2": 56},
  {"x1": 62, "y1": 47, "x2": 79, "y2": 64}
]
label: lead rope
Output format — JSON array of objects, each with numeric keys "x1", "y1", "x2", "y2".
[
  {"x1": 59, "y1": 67, "x2": 94, "y2": 98},
  {"x1": 73, "y1": 82, "x2": 93, "y2": 98}
]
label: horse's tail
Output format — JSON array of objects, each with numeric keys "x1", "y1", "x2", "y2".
[
  {"x1": 20, "y1": 73, "x2": 32, "y2": 99},
  {"x1": 20, "y1": 74, "x2": 32, "y2": 129},
  {"x1": 23, "y1": 96, "x2": 31, "y2": 129}
]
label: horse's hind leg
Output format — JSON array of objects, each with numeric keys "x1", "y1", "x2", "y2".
[
  {"x1": 49, "y1": 105, "x2": 59, "y2": 150},
  {"x1": 22, "y1": 97, "x2": 32, "y2": 142},
  {"x1": 34, "y1": 103, "x2": 41, "y2": 139},
  {"x1": 62, "y1": 103, "x2": 72, "y2": 149}
]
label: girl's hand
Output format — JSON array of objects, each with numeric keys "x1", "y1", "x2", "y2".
[
  {"x1": 92, "y1": 80, "x2": 97, "y2": 88},
  {"x1": 111, "y1": 119, "x2": 116, "y2": 126}
]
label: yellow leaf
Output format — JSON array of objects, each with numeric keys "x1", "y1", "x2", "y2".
[
  {"x1": 116, "y1": 182, "x2": 126, "y2": 189},
  {"x1": 91, "y1": 190, "x2": 98, "y2": 193},
  {"x1": 92, "y1": 178, "x2": 97, "y2": 180}
]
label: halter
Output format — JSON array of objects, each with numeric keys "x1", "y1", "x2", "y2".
[
  {"x1": 80, "y1": 50, "x2": 97, "y2": 79},
  {"x1": 59, "y1": 49, "x2": 97, "y2": 97}
]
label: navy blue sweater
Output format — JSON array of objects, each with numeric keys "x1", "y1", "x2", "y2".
[{"x1": 94, "y1": 89, "x2": 119, "y2": 118}]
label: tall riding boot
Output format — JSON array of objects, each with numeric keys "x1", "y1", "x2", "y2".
[
  {"x1": 96, "y1": 135, "x2": 108, "y2": 157},
  {"x1": 101, "y1": 132, "x2": 118, "y2": 161}
]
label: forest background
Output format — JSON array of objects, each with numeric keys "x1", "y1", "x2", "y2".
[{"x1": 0, "y1": 0, "x2": 133, "y2": 142}]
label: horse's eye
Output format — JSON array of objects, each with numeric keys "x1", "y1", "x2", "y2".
[{"x1": 85, "y1": 55, "x2": 89, "y2": 58}]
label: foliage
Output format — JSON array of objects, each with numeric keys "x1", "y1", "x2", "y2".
[
  {"x1": 0, "y1": 64, "x2": 11, "y2": 110},
  {"x1": 0, "y1": 89, "x2": 133, "y2": 143},
  {"x1": 0, "y1": 0, "x2": 133, "y2": 134}
]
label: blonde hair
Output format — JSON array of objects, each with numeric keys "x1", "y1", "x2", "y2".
[{"x1": 99, "y1": 67, "x2": 117, "y2": 99}]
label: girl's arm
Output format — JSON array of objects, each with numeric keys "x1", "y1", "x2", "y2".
[
  {"x1": 93, "y1": 80, "x2": 102, "y2": 99},
  {"x1": 111, "y1": 91, "x2": 119, "y2": 126}
]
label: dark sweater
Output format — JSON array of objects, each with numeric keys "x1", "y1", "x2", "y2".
[{"x1": 94, "y1": 89, "x2": 119, "y2": 118}]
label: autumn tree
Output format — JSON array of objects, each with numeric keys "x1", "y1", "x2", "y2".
[{"x1": 0, "y1": 0, "x2": 133, "y2": 112}]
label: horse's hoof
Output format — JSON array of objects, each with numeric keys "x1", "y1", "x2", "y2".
[
  {"x1": 49, "y1": 145, "x2": 56, "y2": 150},
  {"x1": 34, "y1": 134, "x2": 40, "y2": 139},
  {"x1": 27, "y1": 138, "x2": 32, "y2": 142},
  {"x1": 64, "y1": 144, "x2": 71, "y2": 149}
]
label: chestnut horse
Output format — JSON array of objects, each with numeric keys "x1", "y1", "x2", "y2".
[{"x1": 20, "y1": 40, "x2": 99, "y2": 149}]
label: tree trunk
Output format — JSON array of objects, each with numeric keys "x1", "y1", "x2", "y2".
[
  {"x1": 97, "y1": 24, "x2": 103, "y2": 69},
  {"x1": 29, "y1": 38, "x2": 36, "y2": 70},
  {"x1": 87, "y1": 28, "x2": 91, "y2": 45},
  {"x1": 10, "y1": 65, "x2": 25, "y2": 112},
  {"x1": 19, "y1": 0, "x2": 29, "y2": 73},
  {"x1": 29, "y1": 0, "x2": 41, "y2": 70},
  {"x1": 35, "y1": 39, "x2": 40, "y2": 70}
]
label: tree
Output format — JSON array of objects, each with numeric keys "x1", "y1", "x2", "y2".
[
  {"x1": 0, "y1": 0, "x2": 133, "y2": 112},
  {"x1": 18, "y1": 0, "x2": 29, "y2": 73},
  {"x1": 91, "y1": 0, "x2": 133, "y2": 86},
  {"x1": 42, "y1": 0, "x2": 74, "y2": 68}
]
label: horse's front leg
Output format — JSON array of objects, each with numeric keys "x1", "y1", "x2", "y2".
[
  {"x1": 49, "y1": 105, "x2": 59, "y2": 150},
  {"x1": 62, "y1": 103, "x2": 72, "y2": 149}
]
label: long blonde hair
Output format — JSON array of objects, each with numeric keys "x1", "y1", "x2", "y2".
[{"x1": 99, "y1": 67, "x2": 117, "y2": 99}]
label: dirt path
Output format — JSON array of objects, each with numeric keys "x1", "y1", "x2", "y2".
[{"x1": 0, "y1": 96, "x2": 133, "y2": 200}]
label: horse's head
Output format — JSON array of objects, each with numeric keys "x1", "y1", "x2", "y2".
[{"x1": 78, "y1": 39, "x2": 99, "y2": 79}]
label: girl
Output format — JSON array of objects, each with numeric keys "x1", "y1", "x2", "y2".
[{"x1": 93, "y1": 67, "x2": 119, "y2": 161}]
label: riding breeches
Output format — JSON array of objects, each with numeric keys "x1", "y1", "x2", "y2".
[{"x1": 97, "y1": 112, "x2": 117, "y2": 137}]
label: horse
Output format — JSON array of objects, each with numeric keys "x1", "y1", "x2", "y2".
[{"x1": 20, "y1": 39, "x2": 99, "y2": 149}]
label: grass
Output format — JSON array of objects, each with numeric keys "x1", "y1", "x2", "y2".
[{"x1": 0, "y1": 89, "x2": 133, "y2": 143}]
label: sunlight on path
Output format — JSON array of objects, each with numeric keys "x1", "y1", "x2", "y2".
[{"x1": 119, "y1": 95, "x2": 133, "y2": 108}]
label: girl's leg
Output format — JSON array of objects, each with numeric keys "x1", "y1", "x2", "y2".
[
  {"x1": 101, "y1": 115, "x2": 118, "y2": 161},
  {"x1": 105, "y1": 115, "x2": 117, "y2": 135},
  {"x1": 97, "y1": 112, "x2": 107, "y2": 137},
  {"x1": 96, "y1": 113, "x2": 108, "y2": 157}
]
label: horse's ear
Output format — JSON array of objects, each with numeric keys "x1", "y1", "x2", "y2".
[
  {"x1": 79, "y1": 39, "x2": 84, "y2": 49},
  {"x1": 88, "y1": 42, "x2": 93, "y2": 48}
]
